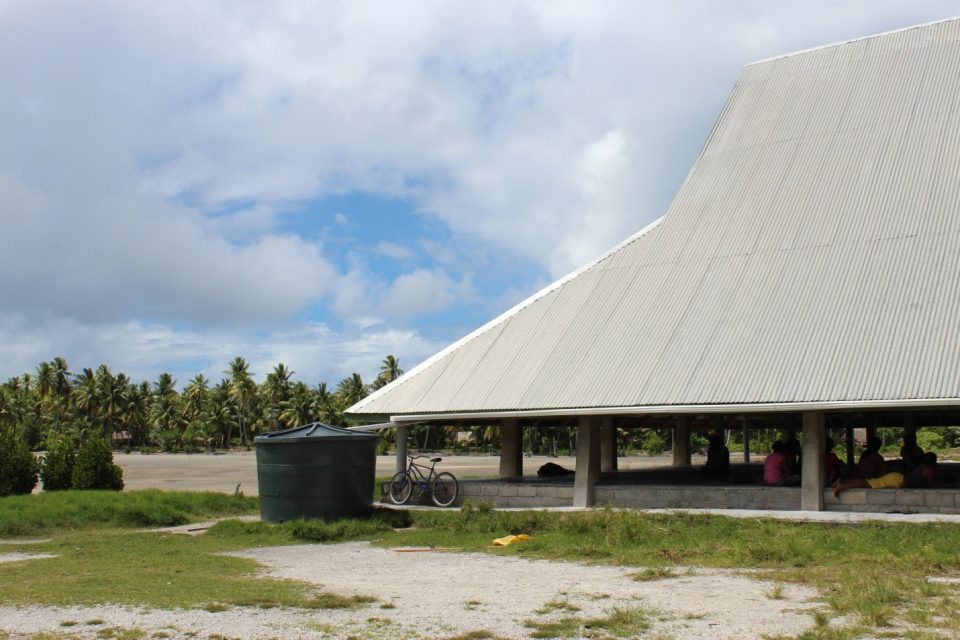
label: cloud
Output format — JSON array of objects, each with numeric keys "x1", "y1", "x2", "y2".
[
  {"x1": 0, "y1": 313, "x2": 443, "y2": 388},
  {"x1": 379, "y1": 269, "x2": 459, "y2": 318},
  {"x1": 372, "y1": 241, "x2": 415, "y2": 261},
  {"x1": 2, "y1": 0, "x2": 958, "y2": 382}
]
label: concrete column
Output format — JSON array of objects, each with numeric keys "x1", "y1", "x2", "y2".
[
  {"x1": 741, "y1": 416, "x2": 750, "y2": 463},
  {"x1": 499, "y1": 418, "x2": 523, "y2": 479},
  {"x1": 600, "y1": 416, "x2": 617, "y2": 473},
  {"x1": 574, "y1": 416, "x2": 600, "y2": 507},
  {"x1": 801, "y1": 411, "x2": 826, "y2": 511},
  {"x1": 844, "y1": 425, "x2": 855, "y2": 466},
  {"x1": 395, "y1": 425, "x2": 408, "y2": 474},
  {"x1": 672, "y1": 416, "x2": 691, "y2": 467}
]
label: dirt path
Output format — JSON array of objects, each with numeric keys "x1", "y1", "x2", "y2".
[{"x1": 1, "y1": 541, "x2": 821, "y2": 639}]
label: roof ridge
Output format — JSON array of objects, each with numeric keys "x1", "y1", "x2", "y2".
[{"x1": 747, "y1": 14, "x2": 960, "y2": 67}]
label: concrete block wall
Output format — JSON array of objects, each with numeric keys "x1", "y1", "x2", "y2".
[
  {"x1": 458, "y1": 480, "x2": 572, "y2": 507},
  {"x1": 595, "y1": 485, "x2": 799, "y2": 511},
  {"x1": 825, "y1": 489, "x2": 960, "y2": 514},
  {"x1": 380, "y1": 480, "x2": 960, "y2": 514}
]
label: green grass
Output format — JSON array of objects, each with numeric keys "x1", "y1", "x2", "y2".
[
  {"x1": 524, "y1": 606, "x2": 654, "y2": 639},
  {"x1": 0, "y1": 490, "x2": 258, "y2": 536},
  {"x1": 0, "y1": 497, "x2": 408, "y2": 610},
  {"x1": 5, "y1": 492, "x2": 960, "y2": 637},
  {"x1": 395, "y1": 507, "x2": 960, "y2": 632}
]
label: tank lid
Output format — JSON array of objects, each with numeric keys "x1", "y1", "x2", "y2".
[{"x1": 254, "y1": 422, "x2": 378, "y2": 443}]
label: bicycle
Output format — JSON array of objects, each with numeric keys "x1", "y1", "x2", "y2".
[{"x1": 388, "y1": 455, "x2": 459, "y2": 507}]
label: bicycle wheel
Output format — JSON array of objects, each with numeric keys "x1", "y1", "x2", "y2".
[
  {"x1": 430, "y1": 472, "x2": 459, "y2": 507},
  {"x1": 389, "y1": 471, "x2": 413, "y2": 505}
]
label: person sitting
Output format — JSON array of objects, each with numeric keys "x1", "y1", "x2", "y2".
[
  {"x1": 825, "y1": 437, "x2": 841, "y2": 486},
  {"x1": 834, "y1": 454, "x2": 937, "y2": 497},
  {"x1": 899, "y1": 432, "x2": 925, "y2": 474},
  {"x1": 763, "y1": 441, "x2": 798, "y2": 486},
  {"x1": 703, "y1": 434, "x2": 731, "y2": 476},
  {"x1": 858, "y1": 436, "x2": 886, "y2": 479}
]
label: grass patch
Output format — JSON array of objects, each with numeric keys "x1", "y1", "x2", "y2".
[
  {"x1": 0, "y1": 516, "x2": 381, "y2": 610},
  {"x1": 535, "y1": 598, "x2": 581, "y2": 614},
  {"x1": 525, "y1": 606, "x2": 653, "y2": 639},
  {"x1": 0, "y1": 490, "x2": 258, "y2": 536},
  {"x1": 631, "y1": 566, "x2": 677, "y2": 581}
]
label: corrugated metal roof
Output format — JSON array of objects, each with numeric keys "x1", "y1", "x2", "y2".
[{"x1": 348, "y1": 17, "x2": 960, "y2": 418}]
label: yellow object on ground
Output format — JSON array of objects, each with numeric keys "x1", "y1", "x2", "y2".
[
  {"x1": 492, "y1": 534, "x2": 532, "y2": 546},
  {"x1": 867, "y1": 472, "x2": 904, "y2": 489}
]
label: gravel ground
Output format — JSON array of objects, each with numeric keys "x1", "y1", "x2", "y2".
[{"x1": 0, "y1": 541, "x2": 822, "y2": 639}]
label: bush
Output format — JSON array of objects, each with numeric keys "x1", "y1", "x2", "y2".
[
  {"x1": 642, "y1": 431, "x2": 668, "y2": 456},
  {"x1": 0, "y1": 431, "x2": 39, "y2": 496},
  {"x1": 40, "y1": 437, "x2": 76, "y2": 491},
  {"x1": 916, "y1": 430, "x2": 947, "y2": 453},
  {"x1": 71, "y1": 436, "x2": 124, "y2": 491}
]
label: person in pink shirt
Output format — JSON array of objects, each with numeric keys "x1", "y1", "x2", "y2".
[{"x1": 763, "y1": 440, "x2": 798, "y2": 486}]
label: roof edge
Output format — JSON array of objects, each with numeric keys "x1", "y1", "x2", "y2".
[
  {"x1": 747, "y1": 15, "x2": 960, "y2": 67},
  {"x1": 346, "y1": 215, "x2": 666, "y2": 415},
  {"x1": 387, "y1": 398, "x2": 960, "y2": 422}
]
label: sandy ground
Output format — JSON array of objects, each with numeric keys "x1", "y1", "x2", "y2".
[
  {"x1": 113, "y1": 452, "x2": 702, "y2": 495},
  {"x1": 0, "y1": 541, "x2": 822, "y2": 639}
]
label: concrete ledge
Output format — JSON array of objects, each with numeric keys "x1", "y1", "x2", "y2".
[{"x1": 382, "y1": 480, "x2": 960, "y2": 514}]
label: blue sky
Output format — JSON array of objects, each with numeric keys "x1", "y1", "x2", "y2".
[{"x1": 1, "y1": 1, "x2": 958, "y2": 388}]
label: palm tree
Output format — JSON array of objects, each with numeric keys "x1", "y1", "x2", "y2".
[
  {"x1": 226, "y1": 357, "x2": 255, "y2": 446},
  {"x1": 262, "y1": 363, "x2": 294, "y2": 432},
  {"x1": 182, "y1": 374, "x2": 210, "y2": 421},
  {"x1": 279, "y1": 381, "x2": 315, "y2": 428},
  {"x1": 373, "y1": 355, "x2": 403, "y2": 390},
  {"x1": 336, "y1": 373, "x2": 368, "y2": 410},
  {"x1": 315, "y1": 382, "x2": 342, "y2": 426}
]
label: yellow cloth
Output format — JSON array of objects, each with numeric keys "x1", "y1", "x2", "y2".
[
  {"x1": 867, "y1": 472, "x2": 904, "y2": 489},
  {"x1": 492, "y1": 534, "x2": 532, "y2": 546}
]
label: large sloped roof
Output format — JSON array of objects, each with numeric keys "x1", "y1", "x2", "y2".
[{"x1": 349, "y1": 17, "x2": 960, "y2": 419}]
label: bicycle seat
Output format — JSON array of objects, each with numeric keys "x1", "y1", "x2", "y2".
[{"x1": 431, "y1": 457, "x2": 442, "y2": 463}]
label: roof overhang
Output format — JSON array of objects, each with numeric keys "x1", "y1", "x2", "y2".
[{"x1": 387, "y1": 398, "x2": 960, "y2": 423}]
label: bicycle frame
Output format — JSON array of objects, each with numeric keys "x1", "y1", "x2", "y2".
[{"x1": 405, "y1": 456, "x2": 439, "y2": 498}]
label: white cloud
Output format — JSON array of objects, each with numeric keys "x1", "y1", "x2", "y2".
[
  {"x1": 2, "y1": 0, "x2": 958, "y2": 381},
  {"x1": 0, "y1": 313, "x2": 443, "y2": 388},
  {"x1": 372, "y1": 241, "x2": 415, "y2": 261},
  {"x1": 379, "y1": 269, "x2": 458, "y2": 318}
]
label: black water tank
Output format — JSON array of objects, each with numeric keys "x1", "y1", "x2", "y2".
[{"x1": 255, "y1": 422, "x2": 378, "y2": 522}]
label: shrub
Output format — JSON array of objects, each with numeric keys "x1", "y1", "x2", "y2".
[
  {"x1": 71, "y1": 436, "x2": 124, "y2": 491},
  {"x1": 916, "y1": 430, "x2": 947, "y2": 453},
  {"x1": 642, "y1": 431, "x2": 668, "y2": 456},
  {"x1": 0, "y1": 431, "x2": 39, "y2": 496},
  {"x1": 40, "y1": 437, "x2": 77, "y2": 491}
]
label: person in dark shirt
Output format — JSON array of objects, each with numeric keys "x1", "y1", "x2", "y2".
[
  {"x1": 703, "y1": 434, "x2": 731, "y2": 476},
  {"x1": 899, "y1": 432, "x2": 925, "y2": 474},
  {"x1": 858, "y1": 436, "x2": 886, "y2": 479}
]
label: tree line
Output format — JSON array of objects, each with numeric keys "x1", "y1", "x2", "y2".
[{"x1": 0, "y1": 355, "x2": 404, "y2": 452}]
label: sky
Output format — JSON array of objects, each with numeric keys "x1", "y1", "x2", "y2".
[{"x1": 1, "y1": 1, "x2": 958, "y2": 388}]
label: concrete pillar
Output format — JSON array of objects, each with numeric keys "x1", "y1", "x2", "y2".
[
  {"x1": 672, "y1": 415, "x2": 691, "y2": 467},
  {"x1": 801, "y1": 411, "x2": 826, "y2": 511},
  {"x1": 395, "y1": 425, "x2": 408, "y2": 474},
  {"x1": 573, "y1": 416, "x2": 600, "y2": 507},
  {"x1": 845, "y1": 425, "x2": 855, "y2": 466},
  {"x1": 499, "y1": 418, "x2": 523, "y2": 479},
  {"x1": 600, "y1": 416, "x2": 617, "y2": 473},
  {"x1": 741, "y1": 416, "x2": 750, "y2": 463}
]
